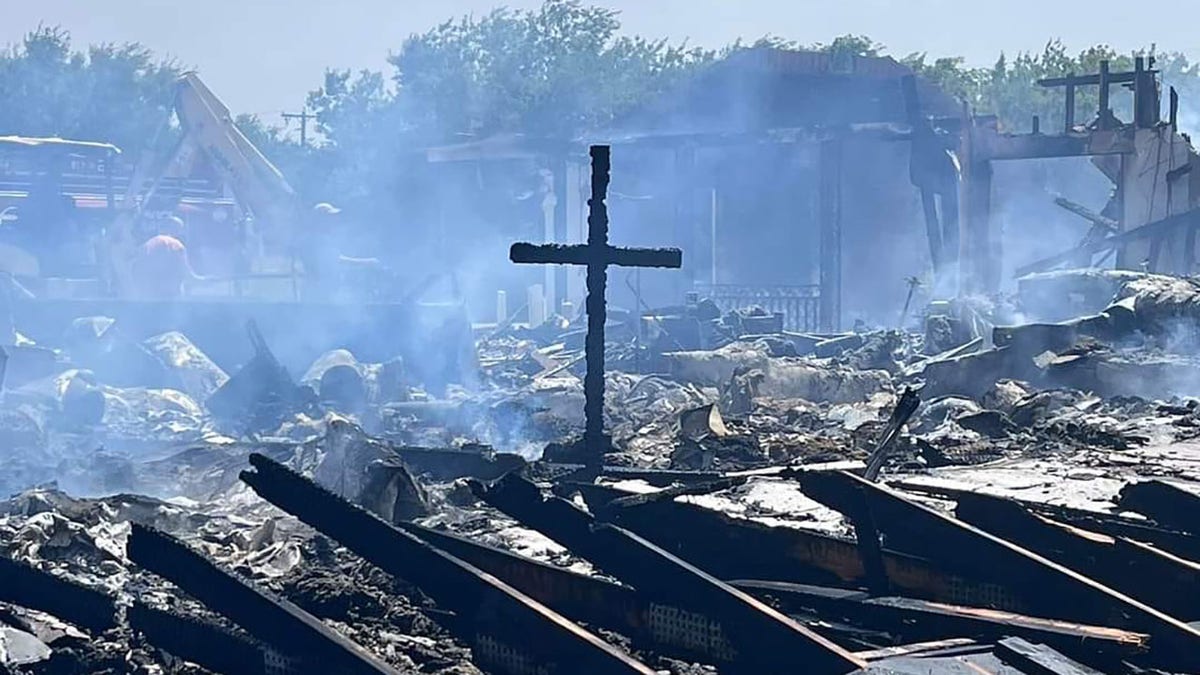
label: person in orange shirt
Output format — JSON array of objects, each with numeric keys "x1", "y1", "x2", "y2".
[{"x1": 131, "y1": 216, "x2": 203, "y2": 300}]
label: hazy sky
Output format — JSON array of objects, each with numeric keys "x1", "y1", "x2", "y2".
[{"x1": 5, "y1": 0, "x2": 1198, "y2": 123}]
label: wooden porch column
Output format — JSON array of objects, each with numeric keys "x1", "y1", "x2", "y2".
[
  {"x1": 673, "y1": 145, "x2": 700, "y2": 293},
  {"x1": 818, "y1": 138, "x2": 842, "y2": 332},
  {"x1": 959, "y1": 107, "x2": 996, "y2": 295}
]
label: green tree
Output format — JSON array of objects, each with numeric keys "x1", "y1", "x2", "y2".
[
  {"x1": 0, "y1": 26, "x2": 181, "y2": 156},
  {"x1": 308, "y1": 0, "x2": 713, "y2": 146},
  {"x1": 902, "y1": 40, "x2": 1200, "y2": 134},
  {"x1": 302, "y1": 0, "x2": 716, "y2": 211}
]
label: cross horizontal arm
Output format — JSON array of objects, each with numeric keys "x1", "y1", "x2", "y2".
[
  {"x1": 510, "y1": 243, "x2": 590, "y2": 265},
  {"x1": 609, "y1": 246, "x2": 683, "y2": 269},
  {"x1": 510, "y1": 242, "x2": 682, "y2": 269}
]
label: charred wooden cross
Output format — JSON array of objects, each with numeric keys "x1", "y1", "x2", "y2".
[{"x1": 510, "y1": 145, "x2": 682, "y2": 466}]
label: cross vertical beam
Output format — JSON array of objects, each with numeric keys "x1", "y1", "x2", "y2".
[
  {"x1": 584, "y1": 145, "x2": 611, "y2": 461},
  {"x1": 510, "y1": 146, "x2": 683, "y2": 466}
]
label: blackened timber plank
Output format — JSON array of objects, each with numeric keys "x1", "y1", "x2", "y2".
[
  {"x1": 128, "y1": 603, "x2": 270, "y2": 675},
  {"x1": 127, "y1": 524, "x2": 399, "y2": 675},
  {"x1": 995, "y1": 637, "x2": 1104, "y2": 675},
  {"x1": 890, "y1": 478, "x2": 1200, "y2": 562},
  {"x1": 472, "y1": 473, "x2": 867, "y2": 674},
  {"x1": 1119, "y1": 480, "x2": 1200, "y2": 534},
  {"x1": 401, "y1": 521, "x2": 884, "y2": 665},
  {"x1": 0, "y1": 554, "x2": 116, "y2": 633},
  {"x1": 978, "y1": 133, "x2": 1133, "y2": 161},
  {"x1": 395, "y1": 521, "x2": 640, "y2": 635},
  {"x1": 241, "y1": 454, "x2": 655, "y2": 675},
  {"x1": 796, "y1": 470, "x2": 1200, "y2": 669},
  {"x1": 955, "y1": 492, "x2": 1200, "y2": 620},
  {"x1": 1039, "y1": 71, "x2": 1143, "y2": 87},
  {"x1": 730, "y1": 579, "x2": 1147, "y2": 659},
  {"x1": 569, "y1": 481, "x2": 1034, "y2": 611},
  {"x1": 595, "y1": 523, "x2": 867, "y2": 673},
  {"x1": 852, "y1": 638, "x2": 979, "y2": 661}
]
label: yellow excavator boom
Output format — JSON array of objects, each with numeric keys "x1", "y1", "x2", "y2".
[
  {"x1": 108, "y1": 73, "x2": 304, "y2": 296},
  {"x1": 173, "y1": 72, "x2": 299, "y2": 232}
]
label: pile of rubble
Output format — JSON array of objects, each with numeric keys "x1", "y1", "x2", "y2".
[{"x1": 3, "y1": 272, "x2": 1200, "y2": 673}]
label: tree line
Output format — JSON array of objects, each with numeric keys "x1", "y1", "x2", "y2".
[{"x1": 4, "y1": 1, "x2": 1199, "y2": 208}]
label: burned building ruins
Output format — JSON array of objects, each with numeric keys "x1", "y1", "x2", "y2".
[
  {"x1": 427, "y1": 47, "x2": 961, "y2": 332},
  {"x1": 6, "y1": 38, "x2": 1200, "y2": 675}
]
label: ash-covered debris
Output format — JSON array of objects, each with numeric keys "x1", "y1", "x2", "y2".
[{"x1": 5, "y1": 270, "x2": 1200, "y2": 673}]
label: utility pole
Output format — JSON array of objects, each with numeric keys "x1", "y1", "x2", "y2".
[{"x1": 281, "y1": 108, "x2": 312, "y2": 147}]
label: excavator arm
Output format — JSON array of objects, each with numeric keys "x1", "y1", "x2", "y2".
[
  {"x1": 173, "y1": 73, "x2": 299, "y2": 234},
  {"x1": 108, "y1": 73, "x2": 302, "y2": 297}
]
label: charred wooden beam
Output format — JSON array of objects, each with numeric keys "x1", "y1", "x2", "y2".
[
  {"x1": 978, "y1": 132, "x2": 1134, "y2": 162},
  {"x1": 1119, "y1": 480, "x2": 1200, "y2": 535},
  {"x1": 955, "y1": 492, "x2": 1200, "y2": 620},
  {"x1": 853, "y1": 638, "x2": 982, "y2": 661},
  {"x1": 995, "y1": 636, "x2": 1104, "y2": 675},
  {"x1": 1065, "y1": 76, "x2": 1077, "y2": 131},
  {"x1": 548, "y1": 465, "x2": 727, "y2": 486},
  {"x1": 731, "y1": 579, "x2": 1147, "y2": 660},
  {"x1": 128, "y1": 603, "x2": 270, "y2": 675},
  {"x1": 387, "y1": 444, "x2": 526, "y2": 481},
  {"x1": 1054, "y1": 196, "x2": 1119, "y2": 232},
  {"x1": 126, "y1": 524, "x2": 399, "y2": 675},
  {"x1": 472, "y1": 473, "x2": 867, "y2": 673},
  {"x1": 1016, "y1": 206, "x2": 1200, "y2": 277},
  {"x1": 864, "y1": 387, "x2": 921, "y2": 481},
  {"x1": 241, "y1": 454, "x2": 655, "y2": 675},
  {"x1": 601, "y1": 523, "x2": 866, "y2": 672},
  {"x1": 796, "y1": 471, "x2": 1200, "y2": 668},
  {"x1": 400, "y1": 521, "x2": 874, "y2": 662},
  {"x1": 1098, "y1": 61, "x2": 1112, "y2": 128},
  {"x1": 1039, "y1": 71, "x2": 1148, "y2": 87},
  {"x1": 599, "y1": 465, "x2": 726, "y2": 485},
  {"x1": 395, "y1": 520, "x2": 640, "y2": 635},
  {"x1": 573, "y1": 478, "x2": 746, "y2": 517},
  {"x1": 568, "y1": 481, "x2": 1036, "y2": 610},
  {"x1": 902, "y1": 74, "x2": 946, "y2": 274},
  {"x1": 889, "y1": 479, "x2": 1200, "y2": 562},
  {"x1": 0, "y1": 554, "x2": 117, "y2": 633}
]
